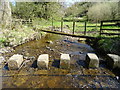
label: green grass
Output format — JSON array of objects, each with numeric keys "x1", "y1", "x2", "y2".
[
  {"x1": 0, "y1": 38, "x2": 6, "y2": 43},
  {"x1": 102, "y1": 26, "x2": 120, "y2": 29},
  {"x1": 52, "y1": 21, "x2": 61, "y2": 27},
  {"x1": 33, "y1": 18, "x2": 120, "y2": 38}
]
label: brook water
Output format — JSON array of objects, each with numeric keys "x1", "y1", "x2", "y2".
[{"x1": 2, "y1": 34, "x2": 120, "y2": 88}]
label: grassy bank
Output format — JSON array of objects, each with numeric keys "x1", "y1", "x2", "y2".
[{"x1": 0, "y1": 25, "x2": 41, "y2": 48}]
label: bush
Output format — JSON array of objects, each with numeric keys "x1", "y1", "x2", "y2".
[{"x1": 98, "y1": 38, "x2": 120, "y2": 55}]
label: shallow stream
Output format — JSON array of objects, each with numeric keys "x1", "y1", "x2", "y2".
[{"x1": 2, "y1": 34, "x2": 120, "y2": 88}]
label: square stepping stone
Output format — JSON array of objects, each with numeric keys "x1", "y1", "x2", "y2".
[
  {"x1": 107, "y1": 54, "x2": 120, "y2": 68},
  {"x1": 37, "y1": 54, "x2": 49, "y2": 69},
  {"x1": 60, "y1": 54, "x2": 70, "y2": 69},
  {"x1": 8, "y1": 54, "x2": 24, "y2": 70},
  {"x1": 86, "y1": 53, "x2": 99, "y2": 68}
]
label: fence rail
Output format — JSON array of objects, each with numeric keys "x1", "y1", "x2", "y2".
[
  {"x1": 100, "y1": 33, "x2": 120, "y2": 35},
  {"x1": 12, "y1": 19, "x2": 33, "y2": 25},
  {"x1": 100, "y1": 20, "x2": 120, "y2": 36},
  {"x1": 101, "y1": 29, "x2": 120, "y2": 31},
  {"x1": 50, "y1": 18, "x2": 120, "y2": 37}
]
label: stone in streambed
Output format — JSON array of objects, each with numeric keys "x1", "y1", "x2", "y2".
[
  {"x1": 86, "y1": 53, "x2": 99, "y2": 68},
  {"x1": 0, "y1": 56, "x2": 5, "y2": 69},
  {"x1": 37, "y1": 54, "x2": 49, "y2": 69},
  {"x1": 107, "y1": 54, "x2": 120, "y2": 69},
  {"x1": 60, "y1": 54, "x2": 70, "y2": 69},
  {"x1": 8, "y1": 54, "x2": 24, "y2": 70}
]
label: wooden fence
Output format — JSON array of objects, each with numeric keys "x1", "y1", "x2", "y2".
[
  {"x1": 51, "y1": 18, "x2": 120, "y2": 37},
  {"x1": 12, "y1": 19, "x2": 33, "y2": 25},
  {"x1": 100, "y1": 20, "x2": 120, "y2": 36},
  {"x1": 51, "y1": 18, "x2": 100, "y2": 35},
  {"x1": 21, "y1": 19, "x2": 32, "y2": 25}
]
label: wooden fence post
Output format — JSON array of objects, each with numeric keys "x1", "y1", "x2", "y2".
[
  {"x1": 52, "y1": 17, "x2": 54, "y2": 31},
  {"x1": 73, "y1": 20, "x2": 75, "y2": 34},
  {"x1": 84, "y1": 22, "x2": 87, "y2": 35},
  {"x1": 61, "y1": 17, "x2": 63, "y2": 32},
  {"x1": 100, "y1": 21, "x2": 103, "y2": 36}
]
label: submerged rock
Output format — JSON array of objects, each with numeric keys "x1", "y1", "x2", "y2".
[{"x1": 45, "y1": 40, "x2": 53, "y2": 44}]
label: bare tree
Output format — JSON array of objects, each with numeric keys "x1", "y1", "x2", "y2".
[{"x1": 0, "y1": 0, "x2": 11, "y2": 28}]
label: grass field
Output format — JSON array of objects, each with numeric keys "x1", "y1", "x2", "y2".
[{"x1": 33, "y1": 18, "x2": 120, "y2": 37}]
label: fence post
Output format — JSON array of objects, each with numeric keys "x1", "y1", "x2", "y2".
[
  {"x1": 52, "y1": 17, "x2": 54, "y2": 31},
  {"x1": 84, "y1": 22, "x2": 87, "y2": 35},
  {"x1": 73, "y1": 20, "x2": 75, "y2": 34},
  {"x1": 61, "y1": 17, "x2": 63, "y2": 32},
  {"x1": 100, "y1": 21, "x2": 103, "y2": 36}
]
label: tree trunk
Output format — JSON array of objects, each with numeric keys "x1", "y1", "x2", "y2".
[{"x1": 0, "y1": 0, "x2": 11, "y2": 28}]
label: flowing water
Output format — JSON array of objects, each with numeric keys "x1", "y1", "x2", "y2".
[{"x1": 2, "y1": 34, "x2": 120, "y2": 88}]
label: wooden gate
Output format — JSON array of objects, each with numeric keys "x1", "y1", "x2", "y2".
[{"x1": 100, "y1": 20, "x2": 120, "y2": 36}]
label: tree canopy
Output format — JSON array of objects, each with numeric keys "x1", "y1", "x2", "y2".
[
  {"x1": 11, "y1": 2, "x2": 65, "y2": 20},
  {"x1": 87, "y1": 2, "x2": 119, "y2": 22},
  {"x1": 65, "y1": 2, "x2": 119, "y2": 22}
]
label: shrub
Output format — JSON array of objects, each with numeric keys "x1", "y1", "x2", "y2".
[{"x1": 98, "y1": 38, "x2": 120, "y2": 55}]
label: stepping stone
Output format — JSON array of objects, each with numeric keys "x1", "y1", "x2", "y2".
[
  {"x1": 86, "y1": 53, "x2": 99, "y2": 68},
  {"x1": 37, "y1": 54, "x2": 49, "y2": 69},
  {"x1": 107, "y1": 54, "x2": 120, "y2": 68},
  {"x1": 0, "y1": 56, "x2": 5, "y2": 69},
  {"x1": 8, "y1": 54, "x2": 24, "y2": 70},
  {"x1": 60, "y1": 54, "x2": 70, "y2": 69}
]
